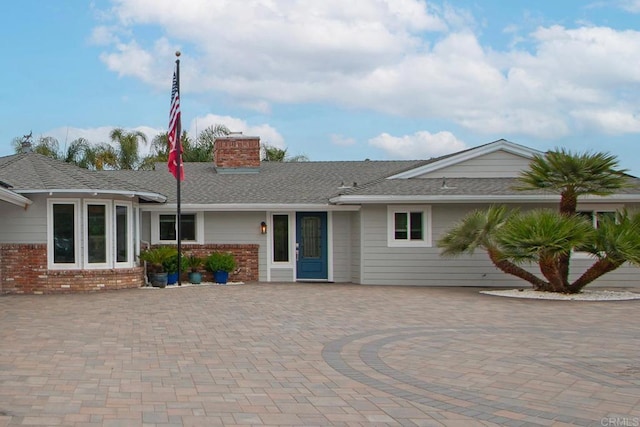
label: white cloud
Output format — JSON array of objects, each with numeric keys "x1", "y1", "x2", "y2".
[
  {"x1": 95, "y1": 1, "x2": 640, "y2": 139},
  {"x1": 619, "y1": 0, "x2": 640, "y2": 13},
  {"x1": 189, "y1": 114, "x2": 285, "y2": 147},
  {"x1": 330, "y1": 134, "x2": 357, "y2": 147},
  {"x1": 368, "y1": 131, "x2": 466, "y2": 159}
]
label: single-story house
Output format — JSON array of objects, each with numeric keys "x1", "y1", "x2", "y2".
[{"x1": 1, "y1": 136, "x2": 639, "y2": 294}]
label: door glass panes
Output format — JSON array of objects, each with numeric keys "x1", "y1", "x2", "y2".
[
  {"x1": 394, "y1": 212, "x2": 408, "y2": 240},
  {"x1": 116, "y1": 205, "x2": 128, "y2": 263},
  {"x1": 273, "y1": 215, "x2": 289, "y2": 262},
  {"x1": 302, "y1": 217, "x2": 321, "y2": 258},
  {"x1": 87, "y1": 204, "x2": 107, "y2": 263},
  {"x1": 53, "y1": 204, "x2": 75, "y2": 263}
]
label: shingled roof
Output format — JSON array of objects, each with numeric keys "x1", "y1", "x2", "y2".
[
  {"x1": 107, "y1": 160, "x2": 432, "y2": 205},
  {"x1": 0, "y1": 153, "x2": 165, "y2": 202}
]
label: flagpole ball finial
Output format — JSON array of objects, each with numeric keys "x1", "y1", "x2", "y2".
[{"x1": 175, "y1": 51, "x2": 181, "y2": 57}]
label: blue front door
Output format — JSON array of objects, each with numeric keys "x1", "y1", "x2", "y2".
[{"x1": 296, "y1": 212, "x2": 328, "y2": 280}]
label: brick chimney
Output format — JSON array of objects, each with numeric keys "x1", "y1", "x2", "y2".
[{"x1": 213, "y1": 134, "x2": 261, "y2": 171}]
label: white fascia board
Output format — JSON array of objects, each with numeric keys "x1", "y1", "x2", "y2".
[
  {"x1": 330, "y1": 194, "x2": 640, "y2": 205},
  {"x1": 140, "y1": 203, "x2": 361, "y2": 212},
  {"x1": 17, "y1": 189, "x2": 167, "y2": 203},
  {"x1": 0, "y1": 187, "x2": 32, "y2": 208},
  {"x1": 388, "y1": 140, "x2": 542, "y2": 180}
]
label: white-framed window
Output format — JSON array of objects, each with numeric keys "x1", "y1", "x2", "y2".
[
  {"x1": 47, "y1": 199, "x2": 135, "y2": 269},
  {"x1": 271, "y1": 213, "x2": 291, "y2": 264},
  {"x1": 151, "y1": 212, "x2": 204, "y2": 244},
  {"x1": 387, "y1": 205, "x2": 432, "y2": 247},
  {"x1": 48, "y1": 199, "x2": 81, "y2": 269},
  {"x1": 573, "y1": 204, "x2": 621, "y2": 259},
  {"x1": 115, "y1": 202, "x2": 134, "y2": 267},
  {"x1": 84, "y1": 200, "x2": 112, "y2": 269}
]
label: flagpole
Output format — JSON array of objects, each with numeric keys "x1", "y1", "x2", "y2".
[{"x1": 175, "y1": 51, "x2": 182, "y2": 286}]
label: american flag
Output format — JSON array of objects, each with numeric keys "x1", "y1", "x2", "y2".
[{"x1": 168, "y1": 69, "x2": 184, "y2": 180}]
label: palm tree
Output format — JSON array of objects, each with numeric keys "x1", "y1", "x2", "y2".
[
  {"x1": 108, "y1": 128, "x2": 148, "y2": 170},
  {"x1": 495, "y1": 210, "x2": 595, "y2": 292},
  {"x1": 570, "y1": 210, "x2": 640, "y2": 292},
  {"x1": 438, "y1": 206, "x2": 547, "y2": 289},
  {"x1": 517, "y1": 149, "x2": 629, "y2": 215},
  {"x1": 516, "y1": 148, "x2": 631, "y2": 288},
  {"x1": 262, "y1": 144, "x2": 309, "y2": 162}
]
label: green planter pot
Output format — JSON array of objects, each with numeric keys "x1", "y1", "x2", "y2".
[
  {"x1": 149, "y1": 272, "x2": 168, "y2": 288},
  {"x1": 188, "y1": 272, "x2": 202, "y2": 284}
]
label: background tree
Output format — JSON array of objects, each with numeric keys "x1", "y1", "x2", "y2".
[
  {"x1": 438, "y1": 149, "x2": 639, "y2": 294},
  {"x1": 262, "y1": 144, "x2": 309, "y2": 162},
  {"x1": 109, "y1": 128, "x2": 147, "y2": 170}
]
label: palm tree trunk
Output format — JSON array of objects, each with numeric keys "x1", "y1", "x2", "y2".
[
  {"x1": 557, "y1": 192, "x2": 577, "y2": 287},
  {"x1": 568, "y1": 258, "x2": 621, "y2": 294},
  {"x1": 538, "y1": 256, "x2": 567, "y2": 292},
  {"x1": 487, "y1": 248, "x2": 548, "y2": 290}
]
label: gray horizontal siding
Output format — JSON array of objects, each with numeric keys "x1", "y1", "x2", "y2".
[
  {"x1": 331, "y1": 212, "x2": 352, "y2": 283},
  {"x1": 360, "y1": 203, "x2": 640, "y2": 288},
  {"x1": 0, "y1": 194, "x2": 47, "y2": 244},
  {"x1": 418, "y1": 150, "x2": 532, "y2": 178},
  {"x1": 270, "y1": 268, "x2": 294, "y2": 282}
]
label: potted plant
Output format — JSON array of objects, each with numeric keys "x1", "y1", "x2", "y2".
[
  {"x1": 138, "y1": 246, "x2": 177, "y2": 288},
  {"x1": 205, "y1": 252, "x2": 236, "y2": 284},
  {"x1": 184, "y1": 254, "x2": 204, "y2": 284},
  {"x1": 164, "y1": 253, "x2": 181, "y2": 285}
]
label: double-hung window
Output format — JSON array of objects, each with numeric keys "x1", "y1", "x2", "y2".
[
  {"x1": 387, "y1": 205, "x2": 432, "y2": 247},
  {"x1": 152, "y1": 212, "x2": 202, "y2": 244}
]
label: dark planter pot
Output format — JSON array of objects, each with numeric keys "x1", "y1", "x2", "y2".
[
  {"x1": 167, "y1": 272, "x2": 179, "y2": 285},
  {"x1": 214, "y1": 270, "x2": 229, "y2": 284},
  {"x1": 149, "y1": 272, "x2": 168, "y2": 288},
  {"x1": 188, "y1": 271, "x2": 202, "y2": 284}
]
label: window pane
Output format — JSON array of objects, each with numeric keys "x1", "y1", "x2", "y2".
[
  {"x1": 302, "y1": 217, "x2": 321, "y2": 258},
  {"x1": 116, "y1": 205, "x2": 128, "y2": 263},
  {"x1": 159, "y1": 214, "x2": 176, "y2": 240},
  {"x1": 87, "y1": 204, "x2": 107, "y2": 263},
  {"x1": 410, "y1": 212, "x2": 423, "y2": 240},
  {"x1": 180, "y1": 214, "x2": 196, "y2": 241},
  {"x1": 394, "y1": 212, "x2": 408, "y2": 240},
  {"x1": 273, "y1": 215, "x2": 289, "y2": 262},
  {"x1": 596, "y1": 211, "x2": 616, "y2": 228},
  {"x1": 53, "y1": 204, "x2": 75, "y2": 263}
]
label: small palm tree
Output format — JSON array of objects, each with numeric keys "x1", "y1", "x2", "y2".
[
  {"x1": 109, "y1": 128, "x2": 148, "y2": 170},
  {"x1": 438, "y1": 206, "x2": 547, "y2": 289}
]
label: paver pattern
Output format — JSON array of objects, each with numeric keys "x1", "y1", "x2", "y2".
[{"x1": 0, "y1": 283, "x2": 638, "y2": 426}]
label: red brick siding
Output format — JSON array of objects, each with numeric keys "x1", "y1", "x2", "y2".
[
  {"x1": 213, "y1": 137, "x2": 260, "y2": 169},
  {"x1": 0, "y1": 244, "x2": 144, "y2": 295},
  {"x1": 171, "y1": 243, "x2": 259, "y2": 283},
  {"x1": 0, "y1": 243, "x2": 259, "y2": 294}
]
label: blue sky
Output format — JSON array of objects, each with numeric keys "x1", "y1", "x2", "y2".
[{"x1": 2, "y1": 0, "x2": 640, "y2": 174}]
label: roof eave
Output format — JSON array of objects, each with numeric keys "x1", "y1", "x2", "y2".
[
  {"x1": 16, "y1": 189, "x2": 167, "y2": 203},
  {"x1": 0, "y1": 187, "x2": 32, "y2": 208},
  {"x1": 329, "y1": 194, "x2": 640, "y2": 204}
]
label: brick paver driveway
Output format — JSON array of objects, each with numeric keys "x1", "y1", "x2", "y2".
[{"x1": 0, "y1": 283, "x2": 638, "y2": 427}]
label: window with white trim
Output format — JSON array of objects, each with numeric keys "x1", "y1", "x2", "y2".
[
  {"x1": 48, "y1": 199, "x2": 134, "y2": 269},
  {"x1": 151, "y1": 212, "x2": 203, "y2": 244},
  {"x1": 272, "y1": 214, "x2": 290, "y2": 263},
  {"x1": 573, "y1": 206, "x2": 620, "y2": 258},
  {"x1": 50, "y1": 200, "x2": 80, "y2": 268},
  {"x1": 387, "y1": 205, "x2": 432, "y2": 247}
]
